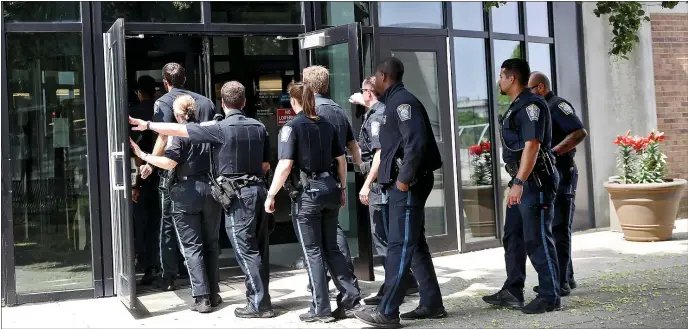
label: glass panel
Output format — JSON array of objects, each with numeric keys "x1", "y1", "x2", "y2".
[
  {"x1": 491, "y1": 2, "x2": 520, "y2": 34},
  {"x1": 451, "y1": 1, "x2": 483, "y2": 31},
  {"x1": 211, "y1": 2, "x2": 301, "y2": 24},
  {"x1": 321, "y1": 1, "x2": 371, "y2": 26},
  {"x1": 102, "y1": 1, "x2": 201, "y2": 23},
  {"x1": 6, "y1": 32, "x2": 92, "y2": 293},
  {"x1": 526, "y1": 1, "x2": 550, "y2": 37},
  {"x1": 3, "y1": 1, "x2": 80, "y2": 22},
  {"x1": 379, "y1": 1, "x2": 443, "y2": 29},
  {"x1": 390, "y1": 51, "x2": 446, "y2": 236},
  {"x1": 528, "y1": 43, "x2": 552, "y2": 80},
  {"x1": 453, "y1": 38, "x2": 498, "y2": 242},
  {"x1": 312, "y1": 43, "x2": 359, "y2": 256}
]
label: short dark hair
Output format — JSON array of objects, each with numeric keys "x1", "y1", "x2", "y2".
[
  {"x1": 376, "y1": 57, "x2": 404, "y2": 82},
  {"x1": 501, "y1": 58, "x2": 530, "y2": 87},
  {"x1": 162, "y1": 62, "x2": 186, "y2": 88},
  {"x1": 221, "y1": 81, "x2": 246, "y2": 110},
  {"x1": 136, "y1": 75, "x2": 156, "y2": 98}
]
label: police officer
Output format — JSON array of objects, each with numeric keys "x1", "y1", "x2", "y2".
[
  {"x1": 129, "y1": 75, "x2": 160, "y2": 285},
  {"x1": 349, "y1": 76, "x2": 419, "y2": 306},
  {"x1": 265, "y1": 82, "x2": 360, "y2": 323},
  {"x1": 131, "y1": 81, "x2": 274, "y2": 318},
  {"x1": 528, "y1": 71, "x2": 587, "y2": 295},
  {"x1": 139, "y1": 63, "x2": 215, "y2": 291},
  {"x1": 354, "y1": 57, "x2": 446, "y2": 328},
  {"x1": 302, "y1": 65, "x2": 362, "y2": 297},
  {"x1": 130, "y1": 94, "x2": 222, "y2": 313},
  {"x1": 482, "y1": 59, "x2": 561, "y2": 314}
]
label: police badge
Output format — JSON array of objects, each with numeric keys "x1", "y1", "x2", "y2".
[
  {"x1": 526, "y1": 104, "x2": 540, "y2": 122},
  {"x1": 280, "y1": 126, "x2": 292, "y2": 142},
  {"x1": 396, "y1": 104, "x2": 411, "y2": 122},
  {"x1": 558, "y1": 102, "x2": 574, "y2": 115}
]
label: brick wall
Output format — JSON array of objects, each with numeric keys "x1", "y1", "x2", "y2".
[{"x1": 651, "y1": 13, "x2": 688, "y2": 217}]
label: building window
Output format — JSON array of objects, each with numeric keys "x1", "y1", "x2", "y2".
[
  {"x1": 453, "y1": 37, "x2": 499, "y2": 242},
  {"x1": 211, "y1": 2, "x2": 301, "y2": 24},
  {"x1": 2, "y1": 1, "x2": 81, "y2": 22},
  {"x1": 528, "y1": 43, "x2": 553, "y2": 81},
  {"x1": 490, "y1": 1, "x2": 520, "y2": 34},
  {"x1": 493, "y1": 40, "x2": 522, "y2": 115},
  {"x1": 102, "y1": 1, "x2": 201, "y2": 23},
  {"x1": 451, "y1": 1, "x2": 484, "y2": 31},
  {"x1": 378, "y1": 1, "x2": 444, "y2": 29},
  {"x1": 526, "y1": 2, "x2": 550, "y2": 37},
  {"x1": 5, "y1": 32, "x2": 92, "y2": 293},
  {"x1": 321, "y1": 2, "x2": 371, "y2": 26}
]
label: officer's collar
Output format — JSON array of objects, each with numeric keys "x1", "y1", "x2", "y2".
[
  {"x1": 511, "y1": 88, "x2": 531, "y2": 105},
  {"x1": 224, "y1": 109, "x2": 244, "y2": 118},
  {"x1": 544, "y1": 91, "x2": 555, "y2": 101},
  {"x1": 378, "y1": 83, "x2": 403, "y2": 103}
]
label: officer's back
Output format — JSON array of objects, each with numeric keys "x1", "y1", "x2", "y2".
[{"x1": 281, "y1": 112, "x2": 342, "y2": 174}]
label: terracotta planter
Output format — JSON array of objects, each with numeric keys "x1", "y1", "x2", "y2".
[
  {"x1": 604, "y1": 178, "x2": 687, "y2": 242},
  {"x1": 462, "y1": 185, "x2": 498, "y2": 237}
]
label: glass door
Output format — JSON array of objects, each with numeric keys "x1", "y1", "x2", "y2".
[
  {"x1": 378, "y1": 35, "x2": 459, "y2": 253},
  {"x1": 103, "y1": 18, "x2": 136, "y2": 310},
  {"x1": 298, "y1": 23, "x2": 375, "y2": 280}
]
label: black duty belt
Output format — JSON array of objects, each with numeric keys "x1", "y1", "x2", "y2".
[
  {"x1": 177, "y1": 174, "x2": 209, "y2": 182},
  {"x1": 305, "y1": 171, "x2": 330, "y2": 179}
]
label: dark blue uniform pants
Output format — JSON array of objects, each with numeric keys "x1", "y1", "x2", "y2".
[
  {"x1": 502, "y1": 174, "x2": 561, "y2": 304},
  {"x1": 226, "y1": 184, "x2": 272, "y2": 312},
  {"x1": 378, "y1": 176, "x2": 443, "y2": 316},
  {"x1": 292, "y1": 175, "x2": 360, "y2": 317},
  {"x1": 134, "y1": 181, "x2": 160, "y2": 272},
  {"x1": 552, "y1": 162, "x2": 578, "y2": 287},
  {"x1": 159, "y1": 172, "x2": 181, "y2": 279},
  {"x1": 170, "y1": 178, "x2": 222, "y2": 297},
  {"x1": 369, "y1": 186, "x2": 419, "y2": 296}
]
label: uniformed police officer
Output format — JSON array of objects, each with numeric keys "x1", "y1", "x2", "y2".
[
  {"x1": 354, "y1": 57, "x2": 446, "y2": 328},
  {"x1": 482, "y1": 59, "x2": 561, "y2": 314},
  {"x1": 129, "y1": 75, "x2": 160, "y2": 285},
  {"x1": 528, "y1": 71, "x2": 587, "y2": 296},
  {"x1": 349, "y1": 76, "x2": 419, "y2": 306},
  {"x1": 131, "y1": 81, "x2": 275, "y2": 318},
  {"x1": 302, "y1": 65, "x2": 362, "y2": 298},
  {"x1": 139, "y1": 63, "x2": 216, "y2": 291},
  {"x1": 130, "y1": 94, "x2": 222, "y2": 313},
  {"x1": 265, "y1": 82, "x2": 360, "y2": 323}
]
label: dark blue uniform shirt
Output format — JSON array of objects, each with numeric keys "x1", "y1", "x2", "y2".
[
  {"x1": 164, "y1": 128, "x2": 212, "y2": 178},
  {"x1": 129, "y1": 99, "x2": 156, "y2": 152},
  {"x1": 278, "y1": 112, "x2": 345, "y2": 173},
  {"x1": 186, "y1": 110, "x2": 270, "y2": 176},
  {"x1": 315, "y1": 94, "x2": 355, "y2": 150},
  {"x1": 500, "y1": 89, "x2": 552, "y2": 164},
  {"x1": 359, "y1": 102, "x2": 384, "y2": 162},
  {"x1": 545, "y1": 92, "x2": 584, "y2": 158},
  {"x1": 153, "y1": 88, "x2": 215, "y2": 124},
  {"x1": 377, "y1": 83, "x2": 442, "y2": 185}
]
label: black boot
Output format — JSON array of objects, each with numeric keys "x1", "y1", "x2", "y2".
[
  {"x1": 333, "y1": 303, "x2": 363, "y2": 320},
  {"x1": 234, "y1": 306, "x2": 275, "y2": 318},
  {"x1": 210, "y1": 294, "x2": 223, "y2": 307},
  {"x1": 400, "y1": 306, "x2": 447, "y2": 320},
  {"x1": 353, "y1": 308, "x2": 400, "y2": 329},
  {"x1": 157, "y1": 276, "x2": 175, "y2": 291},
  {"x1": 190, "y1": 295, "x2": 212, "y2": 313},
  {"x1": 521, "y1": 296, "x2": 561, "y2": 314},
  {"x1": 482, "y1": 289, "x2": 524, "y2": 309},
  {"x1": 298, "y1": 311, "x2": 335, "y2": 323}
]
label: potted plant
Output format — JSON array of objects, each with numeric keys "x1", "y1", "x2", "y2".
[
  {"x1": 462, "y1": 140, "x2": 498, "y2": 237},
  {"x1": 604, "y1": 130, "x2": 686, "y2": 241}
]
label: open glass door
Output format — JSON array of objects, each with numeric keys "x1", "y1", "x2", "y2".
[
  {"x1": 103, "y1": 18, "x2": 136, "y2": 309},
  {"x1": 298, "y1": 24, "x2": 375, "y2": 280}
]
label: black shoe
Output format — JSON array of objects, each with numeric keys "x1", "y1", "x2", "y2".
[
  {"x1": 521, "y1": 296, "x2": 561, "y2": 314},
  {"x1": 190, "y1": 296, "x2": 212, "y2": 313},
  {"x1": 234, "y1": 306, "x2": 276, "y2": 318},
  {"x1": 533, "y1": 283, "x2": 571, "y2": 297},
  {"x1": 482, "y1": 289, "x2": 524, "y2": 309},
  {"x1": 364, "y1": 295, "x2": 383, "y2": 306},
  {"x1": 569, "y1": 278, "x2": 578, "y2": 290},
  {"x1": 400, "y1": 306, "x2": 448, "y2": 320},
  {"x1": 210, "y1": 294, "x2": 223, "y2": 307},
  {"x1": 140, "y1": 272, "x2": 157, "y2": 286},
  {"x1": 354, "y1": 308, "x2": 401, "y2": 329},
  {"x1": 405, "y1": 286, "x2": 419, "y2": 296},
  {"x1": 333, "y1": 304, "x2": 363, "y2": 319},
  {"x1": 298, "y1": 311, "x2": 335, "y2": 323},
  {"x1": 157, "y1": 277, "x2": 176, "y2": 291}
]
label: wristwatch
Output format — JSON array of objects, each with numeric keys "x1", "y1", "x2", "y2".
[{"x1": 509, "y1": 177, "x2": 524, "y2": 188}]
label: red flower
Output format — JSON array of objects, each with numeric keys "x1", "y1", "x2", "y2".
[{"x1": 469, "y1": 141, "x2": 492, "y2": 156}]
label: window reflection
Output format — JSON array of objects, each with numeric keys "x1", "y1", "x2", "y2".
[
  {"x1": 2, "y1": 1, "x2": 81, "y2": 22},
  {"x1": 452, "y1": 1, "x2": 484, "y2": 31},
  {"x1": 211, "y1": 2, "x2": 301, "y2": 24},
  {"x1": 526, "y1": 2, "x2": 550, "y2": 37},
  {"x1": 321, "y1": 2, "x2": 370, "y2": 26},
  {"x1": 102, "y1": 1, "x2": 201, "y2": 23},
  {"x1": 453, "y1": 38, "x2": 498, "y2": 242},
  {"x1": 379, "y1": 1, "x2": 443, "y2": 29},
  {"x1": 528, "y1": 43, "x2": 552, "y2": 82},
  {"x1": 491, "y1": 2, "x2": 520, "y2": 34},
  {"x1": 6, "y1": 33, "x2": 92, "y2": 293}
]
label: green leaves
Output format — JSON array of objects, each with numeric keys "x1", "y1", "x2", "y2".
[{"x1": 483, "y1": 2, "x2": 508, "y2": 12}]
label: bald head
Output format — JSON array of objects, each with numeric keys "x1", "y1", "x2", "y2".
[{"x1": 528, "y1": 71, "x2": 551, "y2": 97}]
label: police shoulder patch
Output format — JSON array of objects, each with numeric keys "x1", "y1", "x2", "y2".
[
  {"x1": 526, "y1": 104, "x2": 540, "y2": 122},
  {"x1": 371, "y1": 121, "x2": 380, "y2": 137},
  {"x1": 280, "y1": 126, "x2": 292, "y2": 142},
  {"x1": 396, "y1": 104, "x2": 411, "y2": 122},
  {"x1": 558, "y1": 102, "x2": 574, "y2": 115},
  {"x1": 154, "y1": 101, "x2": 161, "y2": 114},
  {"x1": 200, "y1": 120, "x2": 217, "y2": 126}
]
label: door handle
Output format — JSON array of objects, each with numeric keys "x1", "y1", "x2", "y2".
[{"x1": 111, "y1": 151, "x2": 126, "y2": 191}]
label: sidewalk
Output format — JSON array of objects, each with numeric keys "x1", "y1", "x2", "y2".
[{"x1": 3, "y1": 220, "x2": 687, "y2": 329}]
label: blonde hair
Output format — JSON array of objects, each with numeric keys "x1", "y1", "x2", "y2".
[
  {"x1": 302, "y1": 65, "x2": 329, "y2": 94},
  {"x1": 173, "y1": 94, "x2": 197, "y2": 123}
]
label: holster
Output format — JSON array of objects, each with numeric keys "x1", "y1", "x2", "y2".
[
  {"x1": 505, "y1": 149, "x2": 555, "y2": 188},
  {"x1": 284, "y1": 170, "x2": 305, "y2": 200},
  {"x1": 209, "y1": 174, "x2": 237, "y2": 209},
  {"x1": 393, "y1": 157, "x2": 421, "y2": 187},
  {"x1": 162, "y1": 168, "x2": 177, "y2": 190},
  {"x1": 360, "y1": 160, "x2": 372, "y2": 177}
]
